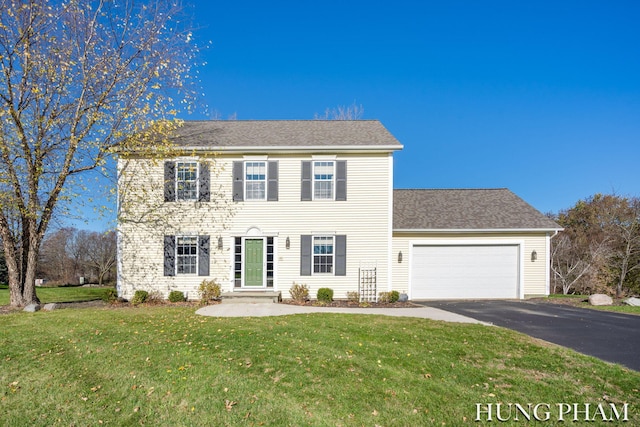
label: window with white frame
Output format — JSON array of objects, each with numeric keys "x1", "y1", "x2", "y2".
[
  {"x1": 176, "y1": 162, "x2": 198, "y2": 201},
  {"x1": 245, "y1": 161, "x2": 266, "y2": 200},
  {"x1": 313, "y1": 236, "x2": 334, "y2": 274},
  {"x1": 313, "y1": 161, "x2": 334, "y2": 200},
  {"x1": 176, "y1": 236, "x2": 198, "y2": 274}
]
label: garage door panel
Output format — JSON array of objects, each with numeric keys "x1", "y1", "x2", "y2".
[{"x1": 410, "y1": 245, "x2": 519, "y2": 299}]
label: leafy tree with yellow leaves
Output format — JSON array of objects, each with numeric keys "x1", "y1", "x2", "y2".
[{"x1": 0, "y1": 0, "x2": 201, "y2": 306}]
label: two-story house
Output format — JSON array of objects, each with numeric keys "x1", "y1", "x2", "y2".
[{"x1": 117, "y1": 120, "x2": 560, "y2": 301}]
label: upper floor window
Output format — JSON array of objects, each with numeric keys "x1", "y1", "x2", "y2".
[
  {"x1": 313, "y1": 161, "x2": 334, "y2": 200},
  {"x1": 301, "y1": 160, "x2": 346, "y2": 201},
  {"x1": 177, "y1": 162, "x2": 198, "y2": 201},
  {"x1": 233, "y1": 160, "x2": 278, "y2": 202},
  {"x1": 164, "y1": 161, "x2": 210, "y2": 203},
  {"x1": 245, "y1": 161, "x2": 267, "y2": 200}
]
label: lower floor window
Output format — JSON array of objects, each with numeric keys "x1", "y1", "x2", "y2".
[
  {"x1": 313, "y1": 236, "x2": 334, "y2": 274},
  {"x1": 177, "y1": 236, "x2": 197, "y2": 274}
]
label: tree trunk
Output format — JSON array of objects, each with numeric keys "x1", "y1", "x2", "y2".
[
  {"x1": 617, "y1": 257, "x2": 628, "y2": 298},
  {"x1": 5, "y1": 227, "x2": 41, "y2": 307}
]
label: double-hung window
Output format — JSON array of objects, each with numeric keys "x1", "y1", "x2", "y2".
[
  {"x1": 233, "y1": 160, "x2": 278, "y2": 202},
  {"x1": 176, "y1": 236, "x2": 198, "y2": 274},
  {"x1": 164, "y1": 161, "x2": 210, "y2": 203},
  {"x1": 300, "y1": 235, "x2": 346, "y2": 276},
  {"x1": 176, "y1": 162, "x2": 198, "y2": 201},
  {"x1": 301, "y1": 160, "x2": 345, "y2": 201},
  {"x1": 313, "y1": 161, "x2": 334, "y2": 200},
  {"x1": 313, "y1": 236, "x2": 334, "y2": 274},
  {"x1": 163, "y1": 235, "x2": 210, "y2": 277},
  {"x1": 245, "y1": 161, "x2": 266, "y2": 200}
]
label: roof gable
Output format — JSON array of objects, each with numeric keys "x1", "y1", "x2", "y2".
[
  {"x1": 170, "y1": 120, "x2": 403, "y2": 150},
  {"x1": 394, "y1": 189, "x2": 561, "y2": 230}
]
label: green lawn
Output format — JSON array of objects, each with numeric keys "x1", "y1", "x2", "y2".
[
  {"x1": 0, "y1": 285, "x2": 110, "y2": 305},
  {"x1": 547, "y1": 294, "x2": 640, "y2": 315},
  {"x1": 581, "y1": 304, "x2": 640, "y2": 315},
  {"x1": 1, "y1": 306, "x2": 638, "y2": 426}
]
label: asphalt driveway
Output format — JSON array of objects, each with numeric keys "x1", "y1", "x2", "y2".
[{"x1": 418, "y1": 300, "x2": 640, "y2": 371}]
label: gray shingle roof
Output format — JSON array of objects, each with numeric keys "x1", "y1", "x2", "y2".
[
  {"x1": 171, "y1": 120, "x2": 403, "y2": 149},
  {"x1": 394, "y1": 189, "x2": 561, "y2": 230}
]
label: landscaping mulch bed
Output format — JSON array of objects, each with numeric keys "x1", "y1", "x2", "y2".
[{"x1": 281, "y1": 299, "x2": 418, "y2": 308}]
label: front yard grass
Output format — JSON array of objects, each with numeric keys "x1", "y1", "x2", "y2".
[
  {"x1": 1, "y1": 306, "x2": 638, "y2": 426},
  {"x1": 546, "y1": 293, "x2": 640, "y2": 315},
  {"x1": 0, "y1": 284, "x2": 110, "y2": 306}
]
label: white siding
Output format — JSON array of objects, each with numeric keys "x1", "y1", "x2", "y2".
[{"x1": 118, "y1": 152, "x2": 394, "y2": 300}]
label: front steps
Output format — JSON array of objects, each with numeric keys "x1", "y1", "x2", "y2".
[{"x1": 220, "y1": 291, "x2": 282, "y2": 304}]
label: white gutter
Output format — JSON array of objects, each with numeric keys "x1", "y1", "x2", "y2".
[
  {"x1": 393, "y1": 228, "x2": 564, "y2": 233},
  {"x1": 173, "y1": 144, "x2": 404, "y2": 153}
]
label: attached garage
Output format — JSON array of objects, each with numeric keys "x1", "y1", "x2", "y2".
[
  {"x1": 410, "y1": 244, "x2": 520, "y2": 299},
  {"x1": 392, "y1": 189, "x2": 563, "y2": 300}
]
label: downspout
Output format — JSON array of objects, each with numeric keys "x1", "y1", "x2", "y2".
[{"x1": 546, "y1": 230, "x2": 560, "y2": 296}]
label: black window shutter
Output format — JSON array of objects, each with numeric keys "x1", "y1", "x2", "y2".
[
  {"x1": 164, "y1": 162, "x2": 176, "y2": 202},
  {"x1": 198, "y1": 235, "x2": 210, "y2": 276},
  {"x1": 232, "y1": 161, "x2": 244, "y2": 201},
  {"x1": 336, "y1": 161, "x2": 347, "y2": 201},
  {"x1": 335, "y1": 235, "x2": 347, "y2": 276},
  {"x1": 301, "y1": 161, "x2": 312, "y2": 201},
  {"x1": 300, "y1": 235, "x2": 312, "y2": 276},
  {"x1": 163, "y1": 235, "x2": 176, "y2": 276},
  {"x1": 199, "y1": 162, "x2": 210, "y2": 202},
  {"x1": 267, "y1": 161, "x2": 278, "y2": 201}
]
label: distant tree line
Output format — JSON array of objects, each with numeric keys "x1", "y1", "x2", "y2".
[
  {"x1": 36, "y1": 228, "x2": 116, "y2": 287},
  {"x1": 550, "y1": 194, "x2": 640, "y2": 297}
]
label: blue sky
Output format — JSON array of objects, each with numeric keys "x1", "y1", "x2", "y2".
[{"x1": 71, "y1": 0, "x2": 640, "y2": 230}]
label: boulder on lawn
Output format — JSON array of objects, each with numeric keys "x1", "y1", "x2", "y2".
[
  {"x1": 623, "y1": 297, "x2": 640, "y2": 307},
  {"x1": 23, "y1": 303, "x2": 41, "y2": 312},
  {"x1": 43, "y1": 303, "x2": 58, "y2": 311},
  {"x1": 588, "y1": 294, "x2": 613, "y2": 306}
]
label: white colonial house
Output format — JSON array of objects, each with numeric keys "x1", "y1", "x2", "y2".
[{"x1": 117, "y1": 120, "x2": 561, "y2": 301}]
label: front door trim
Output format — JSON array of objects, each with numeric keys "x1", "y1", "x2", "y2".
[{"x1": 243, "y1": 237, "x2": 266, "y2": 288}]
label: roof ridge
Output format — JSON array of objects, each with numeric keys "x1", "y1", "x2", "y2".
[
  {"x1": 180, "y1": 119, "x2": 382, "y2": 123},
  {"x1": 394, "y1": 188, "x2": 510, "y2": 191}
]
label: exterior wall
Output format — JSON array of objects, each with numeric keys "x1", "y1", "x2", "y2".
[
  {"x1": 118, "y1": 152, "x2": 394, "y2": 300},
  {"x1": 117, "y1": 155, "x2": 233, "y2": 300},
  {"x1": 391, "y1": 232, "x2": 552, "y2": 299}
]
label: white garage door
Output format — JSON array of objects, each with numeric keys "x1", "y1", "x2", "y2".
[{"x1": 410, "y1": 245, "x2": 519, "y2": 299}]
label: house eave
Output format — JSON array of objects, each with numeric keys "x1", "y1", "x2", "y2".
[
  {"x1": 393, "y1": 228, "x2": 564, "y2": 234},
  {"x1": 178, "y1": 144, "x2": 404, "y2": 154}
]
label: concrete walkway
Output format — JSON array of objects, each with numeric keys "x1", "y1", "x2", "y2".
[{"x1": 195, "y1": 302, "x2": 486, "y2": 324}]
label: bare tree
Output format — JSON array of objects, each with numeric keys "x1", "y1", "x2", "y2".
[
  {"x1": 610, "y1": 197, "x2": 640, "y2": 297},
  {"x1": 0, "y1": 0, "x2": 201, "y2": 306},
  {"x1": 314, "y1": 102, "x2": 364, "y2": 120},
  {"x1": 551, "y1": 232, "x2": 610, "y2": 294},
  {"x1": 38, "y1": 227, "x2": 77, "y2": 284},
  {"x1": 553, "y1": 194, "x2": 640, "y2": 296},
  {"x1": 83, "y1": 231, "x2": 116, "y2": 286}
]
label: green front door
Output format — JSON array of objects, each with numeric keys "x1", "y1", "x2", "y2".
[{"x1": 244, "y1": 239, "x2": 264, "y2": 287}]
